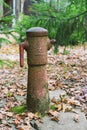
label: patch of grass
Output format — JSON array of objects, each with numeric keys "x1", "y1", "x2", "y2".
[
  {"x1": 63, "y1": 49, "x2": 70, "y2": 55},
  {"x1": 11, "y1": 105, "x2": 26, "y2": 114},
  {"x1": 50, "y1": 104, "x2": 57, "y2": 110},
  {"x1": 63, "y1": 67, "x2": 68, "y2": 73},
  {"x1": 0, "y1": 60, "x2": 15, "y2": 68},
  {"x1": 6, "y1": 92, "x2": 13, "y2": 97}
]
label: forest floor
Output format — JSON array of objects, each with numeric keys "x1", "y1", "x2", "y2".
[{"x1": 0, "y1": 43, "x2": 87, "y2": 130}]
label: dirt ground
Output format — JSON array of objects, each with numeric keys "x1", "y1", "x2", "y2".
[{"x1": 0, "y1": 43, "x2": 87, "y2": 130}]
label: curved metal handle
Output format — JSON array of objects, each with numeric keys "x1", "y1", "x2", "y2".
[
  {"x1": 19, "y1": 41, "x2": 29, "y2": 67},
  {"x1": 50, "y1": 39, "x2": 56, "y2": 45},
  {"x1": 47, "y1": 39, "x2": 56, "y2": 50}
]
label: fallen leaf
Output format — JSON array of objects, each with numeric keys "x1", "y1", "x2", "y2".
[
  {"x1": 73, "y1": 114, "x2": 79, "y2": 122},
  {"x1": 48, "y1": 110, "x2": 59, "y2": 117},
  {"x1": 62, "y1": 104, "x2": 72, "y2": 112},
  {"x1": 2, "y1": 120, "x2": 7, "y2": 125},
  {"x1": 0, "y1": 113, "x2": 3, "y2": 119},
  {"x1": 18, "y1": 125, "x2": 31, "y2": 130},
  {"x1": 55, "y1": 80, "x2": 64, "y2": 88},
  {"x1": 14, "y1": 119, "x2": 20, "y2": 126},
  {"x1": 51, "y1": 97, "x2": 59, "y2": 105},
  {"x1": 68, "y1": 99, "x2": 81, "y2": 106},
  {"x1": 5, "y1": 112, "x2": 13, "y2": 117},
  {"x1": 27, "y1": 112, "x2": 34, "y2": 119},
  {"x1": 51, "y1": 116, "x2": 60, "y2": 122},
  {"x1": 48, "y1": 110, "x2": 60, "y2": 122},
  {"x1": 57, "y1": 103, "x2": 62, "y2": 111},
  {"x1": 49, "y1": 86, "x2": 55, "y2": 91}
]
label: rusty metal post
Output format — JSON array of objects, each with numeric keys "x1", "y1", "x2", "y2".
[
  {"x1": 26, "y1": 27, "x2": 49, "y2": 114},
  {"x1": 19, "y1": 27, "x2": 56, "y2": 114}
]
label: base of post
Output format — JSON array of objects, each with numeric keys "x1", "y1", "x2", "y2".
[
  {"x1": 27, "y1": 92, "x2": 49, "y2": 114},
  {"x1": 27, "y1": 66, "x2": 49, "y2": 114}
]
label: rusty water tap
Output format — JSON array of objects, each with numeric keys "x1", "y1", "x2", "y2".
[{"x1": 19, "y1": 27, "x2": 55, "y2": 114}]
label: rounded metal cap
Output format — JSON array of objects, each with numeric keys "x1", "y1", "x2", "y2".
[{"x1": 26, "y1": 27, "x2": 48, "y2": 37}]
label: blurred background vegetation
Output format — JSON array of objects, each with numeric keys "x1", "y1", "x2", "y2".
[{"x1": 0, "y1": 0, "x2": 87, "y2": 52}]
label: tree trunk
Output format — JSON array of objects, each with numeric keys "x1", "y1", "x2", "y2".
[{"x1": 23, "y1": 0, "x2": 31, "y2": 15}]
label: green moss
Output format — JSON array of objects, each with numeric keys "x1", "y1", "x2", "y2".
[
  {"x1": 50, "y1": 104, "x2": 57, "y2": 110},
  {"x1": 11, "y1": 105, "x2": 26, "y2": 114}
]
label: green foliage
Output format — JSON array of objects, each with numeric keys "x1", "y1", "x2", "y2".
[
  {"x1": 11, "y1": 105, "x2": 26, "y2": 114},
  {"x1": 50, "y1": 104, "x2": 57, "y2": 110},
  {"x1": 0, "y1": 1, "x2": 16, "y2": 48},
  {"x1": 14, "y1": 0, "x2": 87, "y2": 51},
  {"x1": 0, "y1": 1, "x2": 18, "y2": 67},
  {"x1": 0, "y1": 15, "x2": 15, "y2": 46},
  {"x1": 63, "y1": 48, "x2": 70, "y2": 55},
  {"x1": 14, "y1": 15, "x2": 35, "y2": 43},
  {"x1": 14, "y1": 1, "x2": 60, "y2": 41},
  {"x1": 0, "y1": 60, "x2": 14, "y2": 68}
]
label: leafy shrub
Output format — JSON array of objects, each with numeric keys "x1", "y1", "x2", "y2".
[
  {"x1": 14, "y1": 0, "x2": 87, "y2": 51},
  {"x1": 0, "y1": 0, "x2": 16, "y2": 48},
  {"x1": 14, "y1": 15, "x2": 35, "y2": 43}
]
